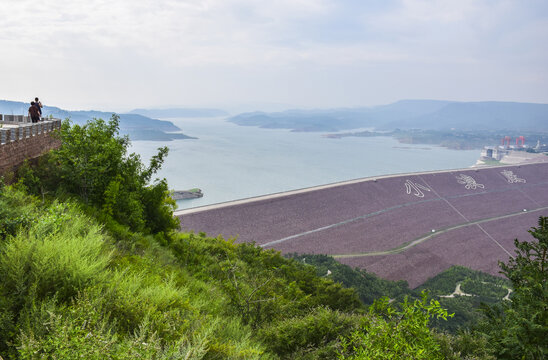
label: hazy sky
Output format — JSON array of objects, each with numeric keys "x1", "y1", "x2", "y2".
[{"x1": 1, "y1": 0, "x2": 547, "y2": 112}]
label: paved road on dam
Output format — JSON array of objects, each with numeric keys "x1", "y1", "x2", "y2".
[{"x1": 176, "y1": 162, "x2": 548, "y2": 288}]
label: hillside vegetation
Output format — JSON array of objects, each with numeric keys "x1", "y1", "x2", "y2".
[{"x1": 0, "y1": 116, "x2": 546, "y2": 359}]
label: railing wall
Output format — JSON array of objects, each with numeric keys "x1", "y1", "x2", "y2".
[
  {"x1": 0, "y1": 117, "x2": 63, "y2": 174},
  {"x1": 0, "y1": 118, "x2": 62, "y2": 146}
]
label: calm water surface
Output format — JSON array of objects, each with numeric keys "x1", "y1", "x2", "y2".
[{"x1": 130, "y1": 117, "x2": 480, "y2": 210}]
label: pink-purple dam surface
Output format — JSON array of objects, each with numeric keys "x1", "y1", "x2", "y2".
[{"x1": 177, "y1": 163, "x2": 548, "y2": 288}]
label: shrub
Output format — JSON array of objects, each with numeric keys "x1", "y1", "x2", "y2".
[
  {"x1": 339, "y1": 292, "x2": 452, "y2": 360},
  {"x1": 0, "y1": 204, "x2": 109, "y2": 305},
  {"x1": 0, "y1": 185, "x2": 37, "y2": 240},
  {"x1": 0, "y1": 201, "x2": 110, "y2": 356},
  {"x1": 259, "y1": 306, "x2": 361, "y2": 359},
  {"x1": 16, "y1": 291, "x2": 211, "y2": 360},
  {"x1": 17, "y1": 115, "x2": 179, "y2": 235}
]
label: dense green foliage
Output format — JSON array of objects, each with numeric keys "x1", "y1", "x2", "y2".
[
  {"x1": 288, "y1": 254, "x2": 411, "y2": 305},
  {"x1": 418, "y1": 266, "x2": 511, "y2": 332},
  {"x1": 258, "y1": 307, "x2": 361, "y2": 359},
  {"x1": 0, "y1": 185, "x2": 36, "y2": 239},
  {"x1": 18, "y1": 115, "x2": 178, "y2": 235},
  {"x1": 340, "y1": 292, "x2": 451, "y2": 359},
  {"x1": 0, "y1": 186, "x2": 363, "y2": 359},
  {"x1": 478, "y1": 217, "x2": 548, "y2": 359},
  {"x1": 290, "y1": 254, "x2": 511, "y2": 333}
]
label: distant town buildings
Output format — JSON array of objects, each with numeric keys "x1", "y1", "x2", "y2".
[
  {"x1": 534, "y1": 139, "x2": 548, "y2": 152},
  {"x1": 481, "y1": 136, "x2": 548, "y2": 161},
  {"x1": 481, "y1": 147, "x2": 507, "y2": 161}
]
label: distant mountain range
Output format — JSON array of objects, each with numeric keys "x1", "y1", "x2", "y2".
[
  {"x1": 129, "y1": 108, "x2": 229, "y2": 118},
  {"x1": 0, "y1": 100, "x2": 195, "y2": 141},
  {"x1": 229, "y1": 100, "x2": 548, "y2": 132},
  {"x1": 5, "y1": 99, "x2": 547, "y2": 139}
]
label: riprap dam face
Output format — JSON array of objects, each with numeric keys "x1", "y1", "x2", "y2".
[{"x1": 177, "y1": 162, "x2": 548, "y2": 288}]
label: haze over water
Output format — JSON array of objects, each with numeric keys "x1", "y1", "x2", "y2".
[{"x1": 130, "y1": 117, "x2": 480, "y2": 210}]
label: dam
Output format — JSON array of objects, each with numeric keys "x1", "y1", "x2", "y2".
[{"x1": 175, "y1": 162, "x2": 548, "y2": 287}]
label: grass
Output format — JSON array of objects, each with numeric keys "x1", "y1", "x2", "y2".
[
  {"x1": 0, "y1": 187, "x2": 272, "y2": 359},
  {"x1": 0, "y1": 185, "x2": 369, "y2": 359}
]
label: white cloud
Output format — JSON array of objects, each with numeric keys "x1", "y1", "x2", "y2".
[{"x1": 0, "y1": 0, "x2": 546, "y2": 109}]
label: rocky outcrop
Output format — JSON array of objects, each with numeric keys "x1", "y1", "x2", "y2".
[{"x1": 171, "y1": 189, "x2": 203, "y2": 200}]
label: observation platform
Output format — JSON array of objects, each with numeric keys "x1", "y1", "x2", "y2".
[{"x1": 0, "y1": 114, "x2": 62, "y2": 174}]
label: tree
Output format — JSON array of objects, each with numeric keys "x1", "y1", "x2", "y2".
[
  {"x1": 339, "y1": 291, "x2": 451, "y2": 360},
  {"x1": 53, "y1": 115, "x2": 128, "y2": 204},
  {"x1": 22, "y1": 115, "x2": 178, "y2": 234},
  {"x1": 480, "y1": 216, "x2": 547, "y2": 359}
]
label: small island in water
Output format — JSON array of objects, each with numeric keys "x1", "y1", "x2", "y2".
[{"x1": 171, "y1": 188, "x2": 204, "y2": 200}]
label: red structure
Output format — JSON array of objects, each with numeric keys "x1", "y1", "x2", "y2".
[
  {"x1": 516, "y1": 136, "x2": 525, "y2": 146},
  {"x1": 501, "y1": 136, "x2": 511, "y2": 147}
]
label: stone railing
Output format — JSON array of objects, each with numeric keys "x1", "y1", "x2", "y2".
[
  {"x1": 0, "y1": 117, "x2": 63, "y2": 174},
  {"x1": 0, "y1": 117, "x2": 62, "y2": 145},
  {"x1": 1, "y1": 114, "x2": 33, "y2": 124},
  {"x1": 0, "y1": 114, "x2": 54, "y2": 125}
]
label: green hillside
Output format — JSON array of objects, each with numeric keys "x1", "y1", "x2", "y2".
[
  {"x1": 288, "y1": 255, "x2": 513, "y2": 333},
  {"x1": 0, "y1": 116, "x2": 545, "y2": 359}
]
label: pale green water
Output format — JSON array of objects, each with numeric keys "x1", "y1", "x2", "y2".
[{"x1": 130, "y1": 117, "x2": 480, "y2": 210}]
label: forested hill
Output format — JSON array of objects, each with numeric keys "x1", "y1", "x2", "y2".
[
  {"x1": 397, "y1": 101, "x2": 548, "y2": 131},
  {"x1": 229, "y1": 100, "x2": 548, "y2": 132},
  {"x1": 0, "y1": 100, "x2": 194, "y2": 141},
  {"x1": 129, "y1": 107, "x2": 229, "y2": 118}
]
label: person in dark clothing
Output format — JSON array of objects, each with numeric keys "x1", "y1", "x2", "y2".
[
  {"x1": 28, "y1": 101, "x2": 40, "y2": 123},
  {"x1": 34, "y1": 97, "x2": 43, "y2": 119}
]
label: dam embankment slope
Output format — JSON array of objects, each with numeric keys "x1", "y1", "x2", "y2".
[{"x1": 176, "y1": 163, "x2": 548, "y2": 287}]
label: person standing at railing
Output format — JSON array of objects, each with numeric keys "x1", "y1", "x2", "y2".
[
  {"x1": 28, "y1": 101, "x2": 40, "y2": 123},
  {"x1": 34, "y1": 97, "x2": 43, "y2": 120}
]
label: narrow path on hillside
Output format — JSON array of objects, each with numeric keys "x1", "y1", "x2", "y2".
[
  {"x1": 331, "y1": 206, "x2": 548, "y2": 258},
  {"x1": 439, "y1": 283, "x2": 474, "y2": 298},
  {"x1": 438, "y1": 282, "x2": 513, "y2": 300}
]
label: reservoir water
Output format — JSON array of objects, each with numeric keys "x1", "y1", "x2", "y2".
[{"x1": 130, "y1": 117, "x2": 480, "y2": 210}]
